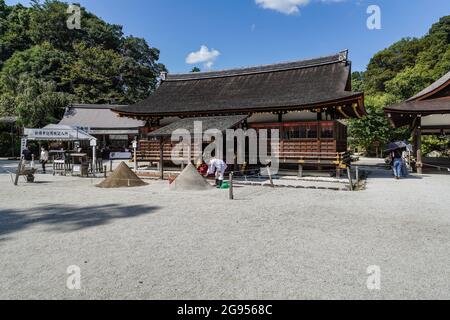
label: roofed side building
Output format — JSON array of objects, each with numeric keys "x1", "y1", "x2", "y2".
[
  {"x1": 384, "y1": 71, "x2": 450, "y2": 130},
  {"x1": 58, "y1": 104, "x2": 146, "y2": 150},
  {"x1": 384, "y1": 70, "x2": 450, "y2": 173}
]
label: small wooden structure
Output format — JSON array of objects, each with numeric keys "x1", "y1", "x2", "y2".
[
  {"x1": 385, "y1": 71, "x2": 450, "y2": 174},
  {"x1": 50, "y1": 150, "x2": 70, "y2": 176},
  {"x1": 70, "y1": 153, "x2": 90, "y2": 177}
]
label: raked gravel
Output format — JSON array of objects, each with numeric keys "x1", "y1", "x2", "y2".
[{"x1": 0, "y1": 161, "x2": 449, "y2": 299}]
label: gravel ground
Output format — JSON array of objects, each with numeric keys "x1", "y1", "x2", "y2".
[{"x1": 0, "y1": 160, "x2": 449, "y2": 300}]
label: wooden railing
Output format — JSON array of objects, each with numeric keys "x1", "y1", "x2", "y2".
[{"x1": 134, "y1": 140, "x2": 350, "y2": 168}]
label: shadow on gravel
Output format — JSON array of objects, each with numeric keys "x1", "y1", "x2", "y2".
[{"x1": 0, "y1": 204, "x2": 160, "y2": 238}]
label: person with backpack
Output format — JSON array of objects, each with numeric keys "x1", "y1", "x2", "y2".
[{"x1": 391, "y1": 148, "x2": 403, "y2": 180}]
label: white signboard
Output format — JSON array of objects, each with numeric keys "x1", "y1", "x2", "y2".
[
  {"x1": 110, "y1": 152, "x2": 132, "y2": 160},
  {"x1": 24, "y1": 127, "x2": 94, "y2": 141},
  {"x1": 20, "y1": 138, "x2": 27, "y2": 156},
  {"x1": 109, "y1": 135, "x2": 129, "y2": 141}
]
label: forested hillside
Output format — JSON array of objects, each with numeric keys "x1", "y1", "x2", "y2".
[
  {"x1": 0, "y1": 0, "x2": 165, "y2": 128},
  {"x1": 349, "y1": 15, "x2": 450, "y2": 155}
]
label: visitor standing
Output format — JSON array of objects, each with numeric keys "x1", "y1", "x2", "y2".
[
  {"x1": 391, "y1": 148, "x2": 403, "y2": 180},
  {"x1": 40, "y1": 147, "x2": 49, "y2": 174}
]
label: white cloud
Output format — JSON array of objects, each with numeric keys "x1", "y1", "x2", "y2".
[
  {"x1": 255, "y1": 0, "x2": 310, "y2": 14},
  {"x1": 255, "y1": 0, "x2": 345, "y2": 15},
  {"x1": 186, "y1": 45, "x2": 220, "y2": 69}
]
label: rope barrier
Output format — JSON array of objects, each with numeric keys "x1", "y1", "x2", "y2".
[{"x1": 422, "y1": 162, "x2": 450, "y2": 172}]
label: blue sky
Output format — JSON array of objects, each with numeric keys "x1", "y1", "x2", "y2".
[{"x1": 5, "y1": 0, "x2": 450, "y2": 73}]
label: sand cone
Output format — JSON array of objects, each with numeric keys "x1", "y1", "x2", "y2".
[
  {"x1": 170, "y1": 163, "x2": 213, "y2": 191},
  {"x1": 97, "y1": 162, "x2": 148, "y2": 188}
]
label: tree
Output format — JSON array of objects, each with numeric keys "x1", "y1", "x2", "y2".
[
  {"x1": 0, "y1": 3, "x2": 33, "y2": 68},
  {"x1": 350, "y1": 15, "x2": 450, "y2": 155},
  {"x1": 348, "y1": 95, "x2": 408, "y2": 154},
  {"x1": 0, "y1": 76, "x2": 70, "y2": 128},
  {"x1": 0, "y1": 42, "x2": 68, "y2": 91},
  {"x1": 62, "y1": 43, "x2": 127, "y2": 104},
  {"x1": 0, "y1": 0, "x2": 165, "y2": 122},
  {"x1": 191, "y1": 67, "x2": 201, "y2": 73},
  {"x1": 351, "y1": 71, "x2": 365, "y2": 92}
]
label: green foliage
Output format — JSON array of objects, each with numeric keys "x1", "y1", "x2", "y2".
[
  {"x1": 191, "y1": 67, "x2": 201, "y2": 73},
  {"x1": 0, "y1": 42, "x2": 68, "y2": 90},
  {"x1": 350, "y1": 15, "x2": 450, "y2": 154},
  {"x1": 0, "y1": 3, "x2": 33, "y2": 68},
  {"x1": 0, "y1": 76, "x2": 70, "y2": 127},
  {"x1": 0, "y1": 0, "x2": 165, "y2": 125},
  {"x1": 348, "y1": 95, "x2": 408, "y2": 152},
  {"x1": 421, "y1": 135, "x2": 449, "y2": 155},
  {"x1": 351, "y1": 71, "x2": 365, "y2": 92}
]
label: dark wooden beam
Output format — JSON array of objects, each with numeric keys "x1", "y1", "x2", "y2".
[
  {"x1": 317, "y1": 112, "x2": 323, "y2": 121},
  {"x1": 416, "y1": 117, "x2": 423, "y2": 175},
  {"x1": 278, "y1": 113, "x2": 283, "y2": 122},
  {"x1": 159, "y1": 136, "x2": 164, "y2": 180}
]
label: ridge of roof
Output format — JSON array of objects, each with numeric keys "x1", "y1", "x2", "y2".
[
  {"x1": 407, "y1": 70, "x2": 450, "y2": 102},
  {"x1": 166, "y1": 50, "x2": 349, "y2": 81},
  {"x1": 70, "y1": 104, "x2": 128, "y2": 110}
]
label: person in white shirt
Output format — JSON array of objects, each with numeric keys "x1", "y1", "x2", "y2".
[
  {"x1": 40, "y1": 147, "x2": 49, "y2": 174},
  {"x1": 207, "y1": 156, "x2": 227, "y2": 187}
]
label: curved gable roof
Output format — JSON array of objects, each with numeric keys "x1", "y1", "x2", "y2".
[
  {"x1": 407, "y1": 71, "x2": 450, "y2": 102},
  {"x1": 59, "y1": 104, "x2": 146, "y2": 129},
  {"x1": 113, "y1": 51, "x2": 364, "y2": 118}
]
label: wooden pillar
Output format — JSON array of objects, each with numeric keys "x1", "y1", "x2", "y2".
[
  {"x1": 416, "y1": 117, "x2": 423, "y2": 175},
  {"x1": 229, "y1": 172, "x2": 234, "y2": 200},
  {"x1": 317, "y1": 112, "x2": 323, "y2": 121},
  {"x1": 336, "y1": 166, "x2": 341, "y2": 179},
  {"x1": 347, "y1": 166, "x2": 354, "y2": 191},
  {"x1": 159, "y1": 136, "x2": 164, "y2": 180}
]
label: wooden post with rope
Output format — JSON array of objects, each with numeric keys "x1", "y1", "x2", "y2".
[
  {"x1": 267, "y1": 165, "x2": 274, "y2": 187},
  {"x1": 14, "y1": 160, "x2": 22, "y2": 186},
  {"x1": 229, "y1": 172, "x2": 234, "y2": 200},
  {"x1": 355, "y1": 166, "x2": 360, "y2": 185},
  {"x1": 347, "y1": 166, "x2": 354, "y2": 191}
]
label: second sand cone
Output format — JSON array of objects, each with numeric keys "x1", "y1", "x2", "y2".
[
  {"x1": 97, "y1": 162, "x2": 148, "y2": 188},
  {"x1": 170, "y1": 163, "x2": 213, "y2": 191}
]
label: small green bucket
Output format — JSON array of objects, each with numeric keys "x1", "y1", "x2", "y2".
[{"x1": 220, "y1": 182, "x2": 230, "y2": 189}]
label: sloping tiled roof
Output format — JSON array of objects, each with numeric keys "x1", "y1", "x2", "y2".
[
  {"x1": 149, "y1": 115, "x2": 248, "y2": 137},
  {"x1": 0, "y1": 116, "x2": 17, "y2": 123},
  {"x1": 385, "y1": 98, "x2": 450, "y2": 113},
  {"x1": 59, "y1": 104, "x2": 146, "y2": 128},
  {"x1": 113, "y1": 51, "x2": 364, "y2": 118},
  {"x1": 384, "y1": 70, "x2": 450, "y2": 127},
  {"x1": 407, "y1": 71, "x2": 450, "y2": 101}
]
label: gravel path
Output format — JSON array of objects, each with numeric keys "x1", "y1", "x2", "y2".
[{"x1": 0, "y1": 161, "x2": 449, "y2": 299}]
